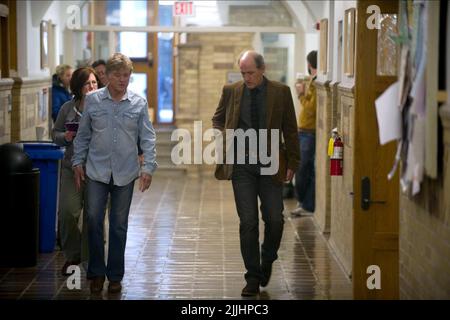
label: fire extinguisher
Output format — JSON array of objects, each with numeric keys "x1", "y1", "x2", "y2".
[{"x1": 330, "y1": 133, "x2": 343, "y2": 176}]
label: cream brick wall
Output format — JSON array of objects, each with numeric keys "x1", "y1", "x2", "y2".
[
  {"x1": 399, "y1": 104, "x2": 450, "y2": 299},
  {"x1": 11, "y1": 77, "x2": 52, "y2": 142},
  {"x1": 177, "y1": 33, "x2": 254, "y2": 176},
  {"x1": 178, "y1": 44, "x2": 200, "y2": 117},
  {"x1": 176, "y1": 43, "x2": 201, "y2": 177},
  {"x1": 315, "y1": 80, "x2": 332, "y2": 234},
  {"x1": 0, "y1": 79, "x2": 14, "y2": 144},
  {"x1": 228, "y1": 3, "x2": 292, "y2": 27}
]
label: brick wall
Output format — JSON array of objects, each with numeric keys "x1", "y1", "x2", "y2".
[
  {"x1": 315, "y1": 80, "x2": 332, "y2": 234},
  {"x1": 399, "y1": 105, "x2": 450, "y2": 299},
  {"x1": 177, "y1": 33, "x2": 253, "y2": 176},
  {"x1": 228, "y1": 3, "x2": 292, "y2": 27},
  {"x1": 178, "y1": 43, "x2": 201, "y2": 119}
]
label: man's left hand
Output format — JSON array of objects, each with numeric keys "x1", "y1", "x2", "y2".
[
  {"x1": 139, "y1": 172, "x2": 152, "y2": 192},
  {"x1": 285, "y1": 169, "x2": 294, "y2": 182}
]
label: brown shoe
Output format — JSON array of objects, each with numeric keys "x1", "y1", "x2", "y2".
[
  {"x1": 90, "y1": 276, "x2": 105, "y2": 293},
  {"x1": 108, "y1": 281, "x2": 122, "y2": 293}
]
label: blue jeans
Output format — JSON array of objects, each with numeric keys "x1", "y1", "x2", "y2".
[
  {"x1": 85, "y1": 177, "x2": 134, "y2": 282},
  {"x1": 295, "y1": 132, "x2": 315, "y2": 212}
]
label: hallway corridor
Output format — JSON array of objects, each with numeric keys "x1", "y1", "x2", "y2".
[{"x1": 0, "y1": 175, "x2": 351, "y2": 300}]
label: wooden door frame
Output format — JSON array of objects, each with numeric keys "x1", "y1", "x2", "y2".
[
  {"x1": 90, "y1": 1, "x2": 160, "y2": 124},
  {"x1": 353, "y1": 0, "x2": 399, "y2": 299}
]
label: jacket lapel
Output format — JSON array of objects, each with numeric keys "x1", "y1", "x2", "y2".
[
  {"x1": 232, "y1": 82, "x2": 244, "y2": 129},
  {"x1": 266, "y1": 80, "x2": 275, "y2": 128}
]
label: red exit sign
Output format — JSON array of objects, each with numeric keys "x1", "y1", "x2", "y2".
[{"x1": 173, "y1": 1, "x2": 194, "y2": 17}]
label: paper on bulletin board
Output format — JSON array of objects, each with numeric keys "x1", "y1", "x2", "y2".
[
  {"x1": 375, "y1": 81, "x2": 402, "y2": 145},
  {"x1": 38, "y1": 90, "x2": 48, "y2": 121},
  {"x1": 410, "y1": 117, "x2": 425, "y2": 195}
]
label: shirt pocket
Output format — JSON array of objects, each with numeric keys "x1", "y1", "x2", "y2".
[
  {"x1": 123, "y1": 111, "x2": 140, "y2": 131},
  {"x1": 91, "y1": 111, "x2": 108, "y2": 131}
]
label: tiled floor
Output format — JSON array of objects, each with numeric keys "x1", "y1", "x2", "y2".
[{"x1": 0, "y1": 175, "x2": 352, "y2": 300}]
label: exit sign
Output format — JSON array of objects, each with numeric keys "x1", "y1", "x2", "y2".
[{"x1": 173, "y1": 1, "x2": 194, "y2": 17}]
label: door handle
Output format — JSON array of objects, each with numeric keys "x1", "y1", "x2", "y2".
[
  {"x1": 147, "y1": 52, "x2": 153, "y2": 67},
  {"x1": 361, "y1": 176, "x2": 386, "y2": 210}
]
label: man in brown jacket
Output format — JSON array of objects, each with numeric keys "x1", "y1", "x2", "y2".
[{"x1": 212, "y1": 50, "x2": 300, "y2": 296}]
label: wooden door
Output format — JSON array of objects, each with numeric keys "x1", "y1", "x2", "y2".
[
  {"x1": 353, "y1": 0, "x2": 399, "y2": 299},
  {"x1": 131, "y1": 39, "x2": 157, "y2": 123}
]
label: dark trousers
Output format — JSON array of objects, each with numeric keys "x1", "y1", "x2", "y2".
[
  {"x1": 231, "y1": 164, "x2": 284, "y2": 284},
  {"x1": 295, "y1": 132, "x2": 316, "y2": 212}
]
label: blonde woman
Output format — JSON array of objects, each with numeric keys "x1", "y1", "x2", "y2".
[
  {"x1": 52, "y1": 64, "x2": 73, "y2": 122},
  {"x1": 52, "y1": 67, "x2": 99, "y2": 275}
]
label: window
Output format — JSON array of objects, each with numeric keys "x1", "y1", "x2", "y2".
[{"x1": 157, "y1": 3, "x2": 174, "y2": 123}]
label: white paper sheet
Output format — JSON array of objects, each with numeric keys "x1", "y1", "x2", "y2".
[
  {"x1": 410, "y1": 59, "x2": 426, "y2": 117},
  {"x1": 403, "y1": 116, "x2": 426, "y2": 196},
  {"x1": 375, "y1": 81, "x2": 402, "y2": 145}
]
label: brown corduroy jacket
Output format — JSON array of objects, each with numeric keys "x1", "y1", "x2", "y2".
[{"x1": 212, "y1": 79, "x2": 300, "y2": 184}]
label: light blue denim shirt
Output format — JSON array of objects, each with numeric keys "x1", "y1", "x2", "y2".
[{"x1": 72, "y1": 87, "x2": 157, "y2": 186}]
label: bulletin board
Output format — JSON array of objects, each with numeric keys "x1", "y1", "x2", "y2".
[{"x1": 387, "y1": 0, "x2": 446, "y2": 195}]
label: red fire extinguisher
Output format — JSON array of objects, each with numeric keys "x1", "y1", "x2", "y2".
[{"x1": 330, "y1": 136, "x2": 343, "y2": 176}]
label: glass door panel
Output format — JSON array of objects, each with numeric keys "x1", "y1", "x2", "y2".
[
  {"x1": 261, "y1": 33, "x2": 296, "y2": 86},
  {"x1": 157, "y1": 32, "x2": 174, "y2": 123},
  {"x1": 129, "y1": 73, "x2": 148, "y2": 101},
  {"x1": 117, "y1": 32, "x2": 148, "y2": 59},
  {"x1": 376, "y1": 14, "x2": 398, "y2": 76},
  {"x1": 157, "y1": 2, "x2": 175, "y2": 124}
]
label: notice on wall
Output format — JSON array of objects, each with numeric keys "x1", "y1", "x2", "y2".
[{"x1": 375, "y1": 81, "x2": 402, "y2": 145}]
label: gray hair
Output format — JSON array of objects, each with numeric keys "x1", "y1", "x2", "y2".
[{"x1": 238, "y1": 51, "x2": 265, "y2": 69}]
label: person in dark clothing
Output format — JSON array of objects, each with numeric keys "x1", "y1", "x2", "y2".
[
  {"x1": 52, "y1": 64, "x2": 73, "y2": 122},
  {"x1": 52, "y1": 67, "x2": 99, "y2": 276},
  {"x1": 92, "y1": 59, "x2": 108, "y2": 88},
  {"x1": 212, "y1": 51, "x2": 300, "y2": 297}
]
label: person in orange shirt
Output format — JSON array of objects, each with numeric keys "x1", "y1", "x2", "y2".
[{"x1": 292, "y1": 50, "x2": 317, "y2": 216}]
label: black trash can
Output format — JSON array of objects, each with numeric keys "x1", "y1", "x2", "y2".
[{"x1": 0, "y1": 143, "x2": 40, "y2": 267}]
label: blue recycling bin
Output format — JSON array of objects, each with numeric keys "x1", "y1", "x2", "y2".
[{"x1": 22, "y1": 142, "x2": 64, "y2": 253}]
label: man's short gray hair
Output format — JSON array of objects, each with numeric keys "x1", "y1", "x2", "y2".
[{"x1": 238, "y1": 51, "x2": 265, "y2": 69}]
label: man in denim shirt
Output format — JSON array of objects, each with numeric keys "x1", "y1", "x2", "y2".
[{"x1": 72, "y1": 53, "x2": 157, "y2": 294}]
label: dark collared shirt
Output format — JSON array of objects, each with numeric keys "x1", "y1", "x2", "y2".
[
  {"x1": 238, "y1": 77, "x2": 267, "y2": 130},
  {"x1": 236, "y1": 77, "x2": 267, "y2": 164}
]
